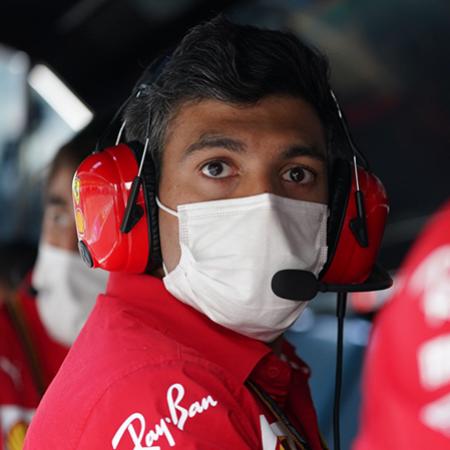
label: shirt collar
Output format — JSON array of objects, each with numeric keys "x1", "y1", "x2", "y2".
[{"x1": 106, "y1": 272, "x2": 271, "y2": 385}]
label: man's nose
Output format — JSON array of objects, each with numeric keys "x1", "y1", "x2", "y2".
[{"x1": 234, "y1": 172, "x2": 282, "y2": 198}]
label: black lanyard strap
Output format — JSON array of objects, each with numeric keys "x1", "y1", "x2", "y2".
[{"x1": 245, "y1": 379, "x2": 314, "y2": 450}]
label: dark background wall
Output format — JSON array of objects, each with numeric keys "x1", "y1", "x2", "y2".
[{"x1": 1, "y1": 0, "x2": 448, "y2": 267}]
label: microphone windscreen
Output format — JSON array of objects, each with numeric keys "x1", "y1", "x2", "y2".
[{"x1": 271, "y1": 270, "x2": 319, "y2": 301}]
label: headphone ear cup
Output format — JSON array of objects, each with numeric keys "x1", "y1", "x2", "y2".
[
  {"x1": 72, "y1": 144, "x2": 150, "y2": 273},
  {"x1": 321, "y1": 160, "x2": 389, "y2": 284}
]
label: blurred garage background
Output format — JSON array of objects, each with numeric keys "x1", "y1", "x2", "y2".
[{"x1": 0, "y1": 0, "x2": 449, "y2": 448}]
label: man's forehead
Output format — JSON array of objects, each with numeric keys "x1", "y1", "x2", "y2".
[
  {"x1": 46, "y1": 166, "x2": 75, "y2": 205},
  {"x1": 170, "y1": 95, "x2": 324, "y2": 123},
  {"x1": 164, "y1": 96, "x2": 327, "y2": 159}
]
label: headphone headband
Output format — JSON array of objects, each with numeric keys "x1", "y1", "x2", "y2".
[{"x1": 73, "y1": 56, "x2": 389, "y2": 284}]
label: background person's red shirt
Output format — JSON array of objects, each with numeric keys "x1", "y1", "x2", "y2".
[
  {"x1": 0, "y1": 276, "x2": 68, "y2": 450},
  {"x1": 354, "y1": 201, "x2": 450, "y2": 450}
]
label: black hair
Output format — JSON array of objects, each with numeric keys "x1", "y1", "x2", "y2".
[{"x1": 124, "y1": 15, "x2": 341, "y2": 172}]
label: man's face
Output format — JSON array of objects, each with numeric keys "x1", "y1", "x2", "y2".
[
  {"x1": 158, "y1": 95, "x2": 328, "y2": 272},
  {"x1": 41, "y1": 165, "x2": 78, "y2": 252}
]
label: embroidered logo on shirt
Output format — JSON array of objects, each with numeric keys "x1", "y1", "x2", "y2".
[
  {"x1": 418, "y1": 333, "x2": 450, "y2": 389},
  {"x1": 410, "y1": 245, "x2": 450, "y2": 326},
  {"x1": 420, "y1": 391, "x2": 450, "y2": 436},
  {"x1": 111, "y1": 383, "x2": 218, "y2": 449}
]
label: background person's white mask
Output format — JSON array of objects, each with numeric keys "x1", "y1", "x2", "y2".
[
  {"x1": 158, "y1": 193, "x2": 328, "y2": 342},
  {"x1": 32, "y1": 243, "x2": 108, "y2": 346}
]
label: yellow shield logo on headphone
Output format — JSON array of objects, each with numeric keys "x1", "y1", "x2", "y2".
[
  {"x1": 75, "y1": 208, "x2": 85, "y2": 236},
  {"x1": 73, "y1": 177, "x2": 81, "y2": 205}
]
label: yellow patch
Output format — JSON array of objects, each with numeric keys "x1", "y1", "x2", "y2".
[
  {"x1": 6, "y1": 420, "x2": 28, "y2": 450},
  {"x1": 277, "y1": 436, "x2": 293, "y2": 450},
  {"x1": 73, "y1": 177, "x2": 81, "y2": 205},
  {"x1": 75, "y1": 208, "x2": 85, "y2": 235}
]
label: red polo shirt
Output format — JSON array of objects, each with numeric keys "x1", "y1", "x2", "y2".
[
  {"x1": 354, "y1": 201, "x2": 450, "y2": 449},
  {"x1": 0, "y1": 277, "x2": 68, "y2": 450},
  {"x1": 25, "y1": 272, "x2": 325, "y2": 450}
]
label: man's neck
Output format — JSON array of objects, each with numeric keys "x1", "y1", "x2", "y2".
[{"x1": 268, "y1": 335, "x2": 283, "y2": 355}]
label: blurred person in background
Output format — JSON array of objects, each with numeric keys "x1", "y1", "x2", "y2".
[
  {"x1": 0, "y1": 119, "x2": 108, "y2": 450},
  {"x1": 354, "y1": 199, "x2": 450, "y2": 450}
]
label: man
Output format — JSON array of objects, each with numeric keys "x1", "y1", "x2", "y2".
[
  {"x1": 354, "y1": 199, "x2": 450, "y2": 450},
  {"x1": 0, "y1": 123, "x2": 108, "y2": 450},
  {"x1": 25, "y1": 17, "x2": 354, "y2": 450}
]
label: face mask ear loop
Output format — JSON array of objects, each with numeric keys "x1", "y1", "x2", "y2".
[{"x1": 155, "y1": 197, "x2": 178, "y2": 217}]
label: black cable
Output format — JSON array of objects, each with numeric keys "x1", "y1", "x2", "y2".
[
  {"x1": 333, "y1": 291, "x2": 347, "y2": 450},
  {"x1": 246, "y1": 380, "x2": 312, "y2": 450},
  {"x1": 329, "y1": 89, "x2": 370, "y2": 171}
]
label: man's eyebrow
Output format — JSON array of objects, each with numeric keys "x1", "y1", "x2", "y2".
[
  {"x1": 45, "y1": 194, "x2": 67, "y2": 206},
  {"x1": 182, "y1": 134, "x2": 326, "y2": 162},
  {"x1": 182, "y1": 134, "x2": 246, "y2": 160},
  {"x1": 280, "y1": 146, "x2": 326, "y2": 162}
]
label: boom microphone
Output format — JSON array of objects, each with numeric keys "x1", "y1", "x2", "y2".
[
  {"x1": 271, "y1": 270, "x2": 320, "y2": 301},
  {"x1": 271, "y1": 266, "x2": 393, "y2": 301}
]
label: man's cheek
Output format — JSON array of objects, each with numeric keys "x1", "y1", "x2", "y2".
[{"x1": 158, "y1": 212, "x2": 182, "y2": 272}]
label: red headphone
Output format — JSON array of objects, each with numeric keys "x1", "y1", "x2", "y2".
[
  {"x1": 73, "y1": 141, "x2": 160, "y2": 273},
  {"x1": 72, "y1": 86, "x2": 389, "y2": 286},
  {"x1": 320, "y1": 160, "x2": 388, "y2": 284}
]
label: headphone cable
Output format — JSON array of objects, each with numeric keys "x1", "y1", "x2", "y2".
[{"x1": 333, "y1": 291, "x2": 347, "y2": 450}]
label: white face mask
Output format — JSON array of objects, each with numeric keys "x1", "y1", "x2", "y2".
[
  {"x1": 158, "y1": 193, "x2": 328, "y2": 342},
  {"x1": 32, "y1": 243, "x2": 109, "y2": 346}
]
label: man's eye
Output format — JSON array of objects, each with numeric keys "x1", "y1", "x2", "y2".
[
  {"x1": 200, "y1": 161, "x2": 233, "y2": 178},
  {"x1": 281, "y1": 167, "x2": 315, "y2": 184},
  {"x1": 46, "y1": 209, "x2": 71, "y2": 228}
]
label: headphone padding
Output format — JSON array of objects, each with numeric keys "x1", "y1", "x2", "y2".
[
  {"x1": 128, "y1": 141, "x2": 162, "y2": 272},
  {"x1": 320, "y1": 159, "x2": 351, "y2": 276}
]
